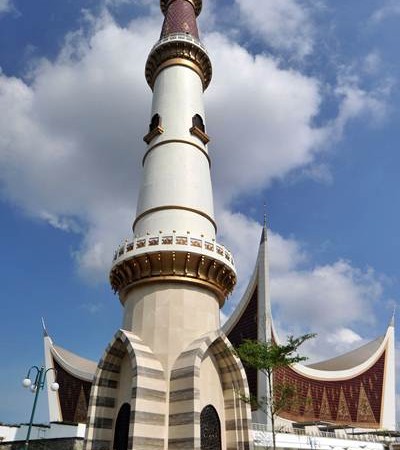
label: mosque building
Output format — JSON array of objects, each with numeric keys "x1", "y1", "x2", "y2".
[{"x1": 39, "y1": 0, "x2": 396, "y2": 448}]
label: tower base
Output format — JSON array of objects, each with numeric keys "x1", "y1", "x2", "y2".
[{"x1": 84, "y1": 329, "x2": 254, "y2": 450}]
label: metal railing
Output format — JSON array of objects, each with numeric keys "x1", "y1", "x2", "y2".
[
  {"x1": 252, "y1": 423, "x2": 399, "y2": 444},
  {"x1": 113, "y1": 231, "x2": 235, "y2": 267},
  {"x1": 151, "y1": 32, "x2": 208, "y2": 54}
]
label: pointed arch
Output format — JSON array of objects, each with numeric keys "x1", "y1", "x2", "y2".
[
  {"x1": 84, "y1": 329, "x2": 167, "y2": 450},
  {"x1": 168, "y1": 330, "x2": 253, "y2": 449}
]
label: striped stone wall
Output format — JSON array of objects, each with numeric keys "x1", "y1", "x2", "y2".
[
  {"x1": 84, "y1": 329, "x2": 167, "y2": 450},
  {"x1": 168, "y1": 330, "x2": 254, "y2": 449}
]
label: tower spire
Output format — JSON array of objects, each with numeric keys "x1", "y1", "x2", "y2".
[
  {"x1": 390, "y1": 305, "x2": 396, "y2": 328},
  {"x1": 261, "y1": 201, "x2": 268, "y2": 242},
  {"x1": 145, "y1": 0, "x2": 212, "y2": 90}
]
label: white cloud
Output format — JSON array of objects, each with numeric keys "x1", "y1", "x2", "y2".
[
  {"x1": 301, "y1": 163, "x2": 333, "y2": 185},
  {"x1": 80, "y1": 302, "x2": 104, "y2": 314},
  {"x1": 205, "y1": 32, "x2": 327, "y2": 203},
  {"x1": 371, "y1": 0, "x2": 400, "y2": 23},
  {"x1": 0, "y1": 14, "x2": 158, "y2": 278},
  {"x1": 234, "y1": 0, "x2": 314, "y2": 58},
  {"x1": 0, "y1": 0, "x2": 12, "y2": 14},
  {"x1": 328, "y1": 78, "x2": 388, "y2": 137},
  {"x1": 0, "y1": 8, "x2": 391, "y2": 284},
  {"x1": 217, "y1": 210, "x2": 387, "y2": 361},
  {"x1": 272, "y1": 260, "x2": 381, "y2": 329},
  {"x1": 363, "y1": 50, "x2": 382, "y2": 75},
  {"x1": 326, "y1": 327, "x2": 363, "y2": 345},
  {"x1": 270, "y1": 256, "x2": 386, "y2": 362},
  {"x1": 40, "y1": 211, "x2": 81, "y2": 232}
]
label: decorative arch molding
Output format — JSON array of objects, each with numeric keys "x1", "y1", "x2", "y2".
[
  {"x1": 84, "y1": 329, "x2": 167, "y2": 450},
  {"x1": 168, "y1": 330, "x2": 253, "y2": 449}
]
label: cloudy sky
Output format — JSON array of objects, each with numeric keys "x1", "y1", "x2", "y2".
[{"x1": 0, "y1": 0, "x2": 399, "y2": 424}]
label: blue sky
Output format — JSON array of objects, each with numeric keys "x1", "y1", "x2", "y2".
[{"x1": 0, "y1": 0, "x2": 399, "y2": 424}]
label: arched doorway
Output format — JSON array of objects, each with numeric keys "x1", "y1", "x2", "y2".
[
  {"x1": 200, "y1": 405, "x2": 221, "y2": 450},
  {"x1": 113, "y1": 403, "x2": 130, "y2": 450}
]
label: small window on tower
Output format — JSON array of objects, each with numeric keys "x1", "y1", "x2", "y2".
[
  {"x1": 192, "y1": 114, "x2": 205, "y2": 132},
  {"x1": 143, "y1": 113, "x2": 164, "y2": 144},
  {"x1": 190, "y1": 114, "x2": 210, "y2": 144},
  {"x1": 150, "y1": 114, "x2": 161, "y2": 131}
]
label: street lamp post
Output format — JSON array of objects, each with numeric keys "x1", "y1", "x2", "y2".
[{"x1": 21, "y1": 365, "x2": 59, "y2": 450}]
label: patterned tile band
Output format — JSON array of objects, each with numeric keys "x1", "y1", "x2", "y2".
[
  {"x1": 274, "y1": 351, "x2": 386, "y2": 428},
  {"x1": 161, "y1": 0, "x2": 199, "y2": 39},
  {"x1": 161, "y1": 0, "x2": 202, "y2": 17}
]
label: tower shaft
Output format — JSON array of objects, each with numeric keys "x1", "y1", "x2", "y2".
[{"x1": 135, "y1": 62, "x2": 215, "y2": 239}]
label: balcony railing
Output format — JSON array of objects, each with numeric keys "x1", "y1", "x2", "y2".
[
  {"x1": 151, "y1": 32, "x2": 208, "y2": 54},
  {"x1": 113, "y1": 231, "x2": 235, "y2": 268},
  {"x1": 252, "y1": 423, "x2": 399, "y2": 444}
]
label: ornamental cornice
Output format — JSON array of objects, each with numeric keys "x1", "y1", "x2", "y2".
[
  {"x1": 160, "y1": 0, "x2": 202, "y2": 17},
  {"x1": 110, "y1": 250, "x2": 236, "y2": 306},
  {"x1": 145, "y1": 33, "x2": 212, "y2": 90}
]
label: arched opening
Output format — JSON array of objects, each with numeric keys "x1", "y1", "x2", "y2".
[
  {"x1": 200, "y1": 405, "x2": 221, "y2": 450},
  {"x1": 149, "y1": 113, "x2": 161, "y2": 132},
  {"x1": 113, "y1": 403, "x2": 130, "y2": 450},
  {"x1": 143, "y1": 113, "x2": 164, "y2": 144},
  {"x1": 190, "y1": 114, "x2": 209, "y2": 144},
  {"x1": 192, "y1": 114, "x2": 205, "y2": 132}
]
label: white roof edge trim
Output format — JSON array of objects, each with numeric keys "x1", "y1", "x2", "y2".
[
  {"x1": 291, "y1": 330, "x2": 390, "y2": 380},
  {"x1": 50, "y1": 344, "x2": 96, "y2": 382}
]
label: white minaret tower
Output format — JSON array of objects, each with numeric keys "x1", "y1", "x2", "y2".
[
  {"x1": 110, "y1": 0, "x2": 235, "y2": 372},
  {"x1": 85, "y1": 1, "x2": 253, "y2": 449}
]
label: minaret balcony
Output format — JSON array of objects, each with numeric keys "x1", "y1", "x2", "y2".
[
  {"x1": 151, "y1": 32, "x2": 208, "y2": 54},
  {"x1": 113, "y1": 231, "x2": 235, "y2": 268},
  {"x1": 110, "y1": 231, "x2": 236, "y2": 304},
  {"x1": 145, "y1": 32, "x2": 212, "y2": 90}
]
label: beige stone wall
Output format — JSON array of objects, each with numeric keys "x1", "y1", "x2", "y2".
[
  {"x1": 199, "y1": 349, "x2": 226, "y2": 449},
  {"x1": 122, "y1": 282, "x2": 220, "y2": 372},
  {"x1": 115, "y1": 353, "x2": 133, "y2": 411}
]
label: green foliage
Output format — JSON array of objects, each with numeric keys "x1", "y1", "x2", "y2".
[
  {"x1": 235, "y1": 333, "x2": 316, "y2": 450},
  {"x1": 236, "y1": 334, "x2": 316, "y2": 375}
]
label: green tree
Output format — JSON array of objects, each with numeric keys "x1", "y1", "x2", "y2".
[{"x1": 236, "y1": 333, "x2": 316, "y2": 450}]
